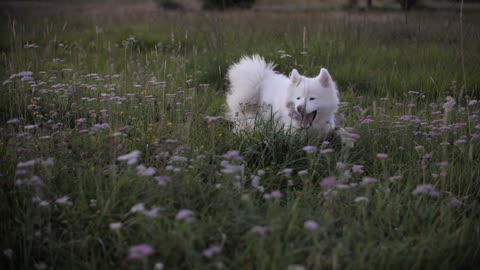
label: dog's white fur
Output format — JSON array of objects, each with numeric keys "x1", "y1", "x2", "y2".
[{"x1": 226, "y1": 55, "x2": 339, "y2": 136}]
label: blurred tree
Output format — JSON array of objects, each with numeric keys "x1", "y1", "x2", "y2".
[
  {"x1": 202, "y1": 0, "x2": 256, "y2": 10},
  {"x1": 153, "y1": 0, "x2": 184, "y2": 10},
  {"x1": 398, "y1": 0, "x2": 417, "y2": 10}
]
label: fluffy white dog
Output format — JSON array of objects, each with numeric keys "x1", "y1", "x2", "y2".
[{"x1": 226, "y1": 55, "x2": 339, "y2": 136}]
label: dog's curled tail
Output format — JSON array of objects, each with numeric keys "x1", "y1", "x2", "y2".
[{"x1": 226, "y1": 55, "x2": 275, "y2": 119}]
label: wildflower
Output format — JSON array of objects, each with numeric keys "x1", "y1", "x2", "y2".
[
  {"x1": 154, "y1": 262, "x2": 165, "y2": 270},
  {"x1": 298, "y1": 169, "x2": 308, "y2": 176},
  {"x1": 24, "y1": 124, "x2": 38, "y2": 130},
  {"x1": 343, "y1": 169, "x2": 352, "y2": 179},
  {"x1": 223, "y1": 150, "x2": 242, "y2": 160},
  {"x1": 468, "y1": 100, "x2": 478, "y2": 106},
  {"x1": 41, "y1": 158, "x2": 55, "y2": 167},
  {"x1": 320, "y1": 176, "x2": 337, "y2": 188},
  {"x1": 450, "y1": 197, "x2": 463, "y2": 207},
  {"x1": 109, "y1": 222, "x2": 122, "y2": 231},
  {"x1": 270, "y1": 190, "x2": 283, "y2": 199},
  {"x1": 155, "y1": 175, "x2": 171, "y2": 186},
  {"x1": 415, "y1": 145, "x2": 424, "y2": 151},
  {"x1": 169, "y1": 155, "x2": 188, "y2": 163},
  {"x1": 360, "y1": 118, "x2": 374, "y2": 125},
  {"x1": 389, "y1": 175, "x2": 402, "y2": 182},
  {"x1": 220, "y1": 161, "x2": 242, "y2": 174},
  {"x1": 143, "y1": 207, "x2": 161, "y2": 218},
  {"x1": 302, "y1": 145, "x2": 317, "y2": 154},
  {"x1": 353, "y1": 196, "x2": 369, "y2": 203},
  {"x1": 250, "y1": 225, "x2": 268, "y2": 235},
  {"x1": 176, "y1": 209, "x2": 194, "y2": 221},
  {"x1": 264, "y1": 190, "x2": 283, "y2": 200},
  {"x1": 130, "y1": 203, "x2": 145, "y2": 213},
  {"x1": 443, "y1": 96, "x2": 456, "y2": 112},
  {"x1": 454, "y1": 139, "x2": 466, "y2": 145},
  {"x1": 279, "y1": 168, "x2": 293, "y2": 176},
  {"x1": 117, "y1": 150, "x2": 141, "y2": 165},
  {"x1": 202, "y1": 245, "x2": 222, "y2": 258},
  {"x1": 412, "y1": 184, "x2": 440, "y2": 197},
  {"x1": 437, "y1": 161, "x2": 449, "y2": 169},
  {"x1": 336, "y1": 161, "x2": 346, "y2": 169},
  {"x1": 376, "y1": 153, "x2": 388, "y2": 159},
  {"x1": 17, "y1": 159, "x2": 37, "y2": 168},
  {"x1": 304, "y1": 220, "x2": 319, "y2": 231},
  {"x1": 136, "y1": 165, "x2": 157, "y2": 177},
  {"x1": 128, "y1": 244, "x2": 154, "y2": 260},
  {"x1": 7, "y1": 118, "x2": 20, "y2": 124},
  {"x1": 336, "y1": 184, "x2": 351, "y2": 189},
  {"x1": 361, "y1": 177, "x2": 377, "y2": 185},
  {"x1": 320, "y1": 148, "x2": 334, "y2": 154},
  {"x1": 352, "y1": 165, "x2": 364, "y2": 174},
  {"x1": 55, "y1": 196, "x2": 72, "y2": 206}
]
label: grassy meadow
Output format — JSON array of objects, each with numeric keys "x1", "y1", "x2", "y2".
[{"x1": 1, "y1": 2, "x2": 480, "y2": 269}]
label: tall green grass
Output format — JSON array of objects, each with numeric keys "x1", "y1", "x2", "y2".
[{"x1": 1, "y1": 7, "x2": 480, "y2": 270}]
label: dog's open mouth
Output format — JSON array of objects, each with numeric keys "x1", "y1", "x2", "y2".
[{"x1": 301, "y1": 110, "x2": 317, "y2": 128}]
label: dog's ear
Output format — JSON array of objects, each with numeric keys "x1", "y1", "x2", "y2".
[
  {"x1": 290, "y1": 69, "x2": 301, "y2": 85},
  {"x1": 319, "y1": 68, "x2": 332, "y2": 88}
]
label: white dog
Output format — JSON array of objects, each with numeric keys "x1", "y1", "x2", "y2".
[{"x1": 226, "y1": 55, "x2": 339, "y2": 136}]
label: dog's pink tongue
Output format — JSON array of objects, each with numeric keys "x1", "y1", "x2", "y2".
[{"x1": 302, "y1": 112, "x2": 315, "y2": 128}]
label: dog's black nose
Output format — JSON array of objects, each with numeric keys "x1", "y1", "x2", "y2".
[{"x1": 296, "y1": 105, "x2": 304, "y2": 113}]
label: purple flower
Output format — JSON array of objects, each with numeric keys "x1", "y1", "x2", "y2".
[
  {"x1": 279, "y1": 168, "x2": 293, "y2": 176},
  {"x1": 336, "y1": 162, "x2": 346, "y2": 169},
  {"x1": 302, "y1": 145, "x2": 317, "y2": 154},
  {"x1": 118, "y1": 150, "x2": 141, "y2": 165},
  {"x1": 136, "y1": 165, "x2": 157, "y2": 177},
  {"x1": 412, "y1": 184, "x2": 440, "y2": 197},
  {"x1": 264, "y1": 190, "x2": 283, "y2": 200},
  {"x1": 352, "y1": 165, "x2": 364, "y2": 174},
  {"x1": 443, "y1": 96, "x2": 456, "y2": 112},
  {"x1": 389, "y1": 175, "x2": 402, "y2": 182},
  {"x1": 320, "y1": 148, "x2": 334, "y2": 154},
  {"x1": 270, "y1": 190, "x2": 283, "y2": 199},
  {"x1": 320, "y1": 176, "x2": 337, "y2": 188},
  {"x1": 223, "y1": 150, "x2": 242, "y2": 160},
  {"x1": 202, "y1": 245, "x2": 222, "y2": 258},
  {"x1": 376, "y1": 153, "x2": 388, "y2": 159},
  {"x1": 415, "y1": 145, "x2": 424, "y2": 151},
  {"x1": 304, "y1": 220, "x2": 319, "y2": 231},
  {"x1": 176, "y1": 209, "x2": 194, "y2": 221},
  {"x1": 128, "y1": 244, "x2": 154, "y2": 259},
  {"x1": 155, "y1": 175, "x2": 171, "y2": 186}
]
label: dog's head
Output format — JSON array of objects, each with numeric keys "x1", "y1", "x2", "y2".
[{"x1": 286, "y1": 68, "x2": 339, "y2": 128}]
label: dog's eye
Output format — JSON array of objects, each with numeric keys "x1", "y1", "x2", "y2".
[
  {"x1": 296, "y1": 97, "x2": 300, "y2": 100},
  {"x1": 309, "y1": 98, "x2": 316, "y2": 101}
]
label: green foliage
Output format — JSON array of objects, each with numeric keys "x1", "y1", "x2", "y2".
[{"x1": 1, "y1": 7, "x2": 480, "y2": 270}]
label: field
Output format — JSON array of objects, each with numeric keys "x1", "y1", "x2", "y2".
[{"x1": 1, "y1": 1, "x2": 480, "y2": 269}]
